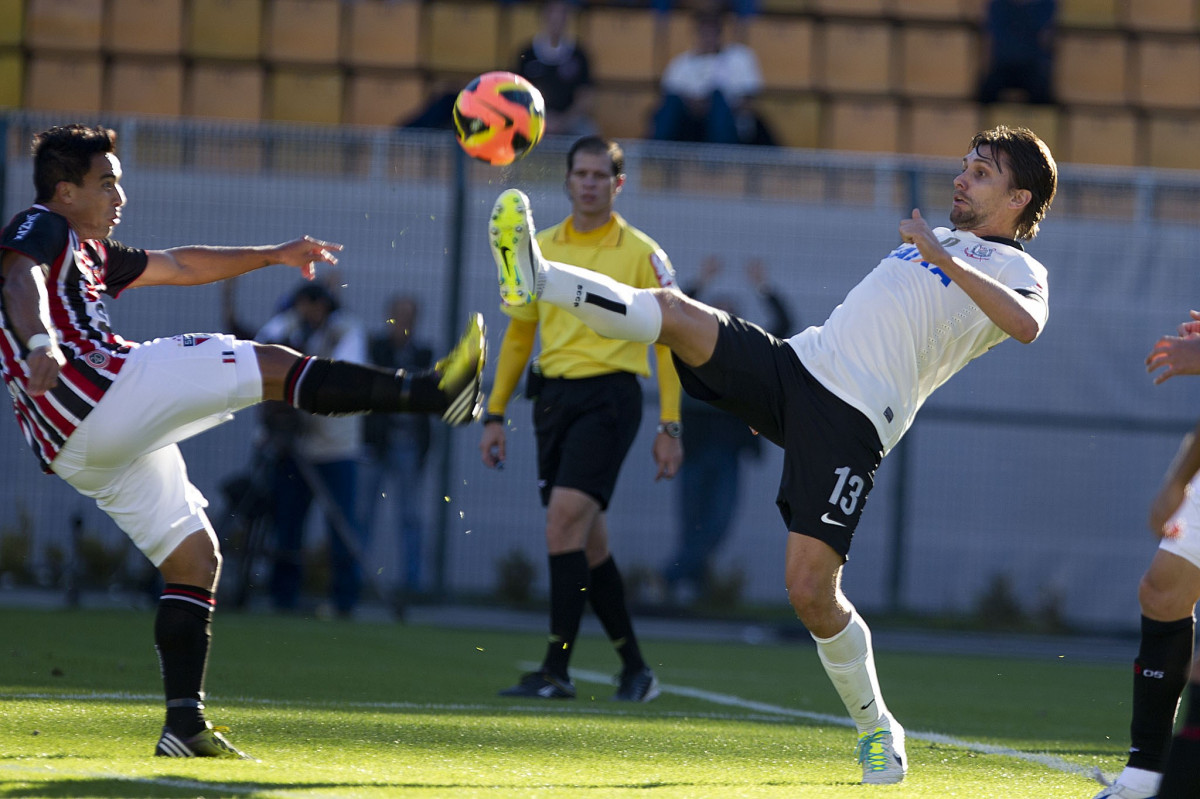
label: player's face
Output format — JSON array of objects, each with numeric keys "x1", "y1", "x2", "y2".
[
  {"x1": 63, "y1": 153, "x2": 126, "y2": 240},
  {"x1": 566, "y1": 151, "x2": 621, "y2": 220},
  {"x1": 949, "y1": 145, "x2": 1017, "y2": 234}
]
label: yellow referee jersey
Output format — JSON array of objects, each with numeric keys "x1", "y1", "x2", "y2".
[{"x1": 487, "y1": 212, "x2": 682, "y2": 422}]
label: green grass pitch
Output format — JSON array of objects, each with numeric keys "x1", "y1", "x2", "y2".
[{"x1": 0, "y1": 605, "x2": 1136, "y2": 798}]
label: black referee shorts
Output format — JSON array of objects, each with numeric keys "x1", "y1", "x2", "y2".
[
  {"x1": 672, "y1": 311, "x2": 883, "y2": 560},
  {"x1": 533, "y1": 371, "x2": 642, "y2": 511}
]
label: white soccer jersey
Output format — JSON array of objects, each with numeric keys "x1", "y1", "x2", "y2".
[{"x1": 788, "y1": 227, "x2": 1048, "y2": 453}]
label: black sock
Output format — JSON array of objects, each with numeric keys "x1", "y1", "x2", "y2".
[
  {"x1": 587, "y1": 556, "x2": 646, "y2": 674},
  {"x1": 155, "y1": 584, "x2": 215, "y2": 737},
  {"x1": 1128, "y1": 615, "x2": 1194, "y2": 771},
  {"x1": 542, "y1": 551, "x2": 589, "y2": 679},
  {"x1": 1158, "y1": 684, "x2": 1200, "y2": 799},
  {"x1": 285, "y1": 357, "x2": 443, "y2": 415}
]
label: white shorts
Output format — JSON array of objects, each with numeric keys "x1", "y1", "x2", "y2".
[
  {"x1": 1161, "y1": 471, "x2": 1200, "y2": 570},
  {"x1": 51, "y1": 333, "x2": 263, "y2": 566}
]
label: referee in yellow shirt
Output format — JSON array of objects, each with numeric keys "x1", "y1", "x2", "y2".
[{"x1": 480, "y1": 136, "x2": 683, "y2": 702}]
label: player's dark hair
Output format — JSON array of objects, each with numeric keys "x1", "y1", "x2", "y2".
[
  {"x1": 32, "y1": 124, "x2": 118, "y2": 204},
  {"x1": 969, "y1": 125, "x2": 1057, "y2": 240},
  {"x1": 567, "y1": 136, "x2": 624, "y2": 177}
]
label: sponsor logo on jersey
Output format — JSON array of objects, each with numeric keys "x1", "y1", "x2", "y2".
[
  {"x1": 178, "y1": 334, "x2": 211, "y2": 347},
  {"x1": 85, "y1": 350, "x2": 111, "y2": 369},
  {"x1": 13, "y1": 213, "x2": 37, "y2": 241},
  {"x1": 888, "y1": 243, "x2": 951, "y2": 287}
]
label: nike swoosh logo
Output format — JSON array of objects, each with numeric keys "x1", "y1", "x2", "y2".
[
  {"x1": 821, "y1": 513, "x2": 847, "y2": 527},
  {"x1": 861, "y1": 698, "x2": 875, "y2": 711}
]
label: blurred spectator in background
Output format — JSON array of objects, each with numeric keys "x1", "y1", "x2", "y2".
[
  {"x1": 977, "y1": 0, "x2": 1057, "y2": 106},
  {"x1": 652, "y1": 0, "x2": 759, "y2": 43},
  {"x1": 663, "y1": 256, "x2": 792, "y2": 605},
  {"x1": 361, "y1": 295, "x2": 433, "y2": 607},
  {"x1": 514, "y1": 0, "x2": 598, "y2": 138},
  {"x1": 650, "y1": 6, "x2": 770, "y2": 145},
  {"x1": 257, "y1": 282, "x2": 369, "y2": 619}
]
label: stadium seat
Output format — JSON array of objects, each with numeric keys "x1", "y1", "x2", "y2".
[
  {"x1": 106, "y1": 58, "x2": 184, "y2": 116},
  {"x1": 590, "y1": 84, "x2": 658, "y2": 140},
  {"x1": 25, "y1": 54, "x2": 103, "y2": 112},
  {"x1": 264, "y1": 0, "x2": 340, "y2": 65},
  {"x1": 423, "y1": 1, "x2": 499, "y2": 73},
  {"x1": 1054, "y1": 31, "x2": 1129, "y2": 105},
  {"x1": 891, "y1": 0, "x2": 975, "y2": 22},
  {"x1": 808, "y1": 0, "x2": 887, "y2": 16},
  {"x1": 25, "y1": 0, "x2": 103, "y2": 52},
  {"x1": 342, "y1": 0, "x2": 420, "y2": 70},
  {"x1": 187, "y1": 0, "x2": 263, "y2": 60},
  {"x1": 904, "y1": 102, "x2": 981, "y2": 158},
  {"x1": 898, "y1": 24, "x2": 977, "y2": 100},
  {"x1": 756, "y1": 92, "x2": 821, "y2": 149},
  {"x1": 104, "y1": 0, "x2": 184, "y2": 56},
  {"x1": 501, "y1": 3, "x2": 580, "y2": 69},
  {"x1": 268, "y1": 67, "x2": 343, "y2": 125},
  {"x1": 1146, "y1": 112, "x2": 1200, "y2": 170},
  {"x1": 344, "y1": 73, "x2": 424, "y2": 127},
  {"x1": 187, "y1": 61, "x2": 264, "y2": 120},
  {"x1": 584, "y1": 8, "x2": 656, "y2": 82},
  {"x1": 1061, "y1": 107, "x2": 1139, "y2": 167},
  {"x1": 1120, "y1": 0, "x2": 1197, "y2": 33},
  {"x1": 982, "y1": 102, "x2": 1059, "y2": 153},
  {"x1": 1058, "y1": 0, "x2": 1120, "y2": 28},
  {"x1": 817, "y1": 21, "x2": 893, "y2": 94},
  {"x1": 824, "y1": 97, "x2": 901, "y2": 153},
  {"x1": 1133, "y1": 36, "x2": 1200, "y2": 110},
  {"x1": 657, "y1": 8, "x2": 693, "y2": 75},
  {"x1": 0, "y1": 48, "x2": 21, "y2": 108},
  {"x1": 0, "y1": 0, "x2": 25, "y2": 48},
  {"x1": 745, "y1": 16, "x2": 814, "y2": 92}
]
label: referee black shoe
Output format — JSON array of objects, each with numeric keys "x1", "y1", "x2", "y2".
[
  {"x1": 498, "y1": 670, "x2": 576, "y2": 699},
  {"x1": 613, "y1": 666, "x2": 660, "y2": 702}
]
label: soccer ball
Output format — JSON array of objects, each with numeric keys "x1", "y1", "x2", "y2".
[{"x1": 453, "y1": 71, "x2": 545, "y2": 166}]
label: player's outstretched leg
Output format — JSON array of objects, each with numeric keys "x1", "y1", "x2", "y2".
[
  {"x1": 488, "y1": 189, "x2": 662, "y2": 343},
  {"x1": 156, "y1": 722, "x2": 255, "y2": 759},
  {"x1": 435, "y1": 312, "x2": 487, "y2": 425}
]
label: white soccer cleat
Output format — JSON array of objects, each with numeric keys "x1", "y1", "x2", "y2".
[
  {"x1": 489, "y1": 188, "x2": 544, "y2": 307},
  {"x1": 1092, "y1": 779, "x2": 1160, "y2": 798},
  {"x1": 856, "y1": 720, "x2": 907, "y2": 785}
]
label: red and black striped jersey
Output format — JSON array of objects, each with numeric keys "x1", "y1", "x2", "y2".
[{"x1": 0, "y1": 205, "x2": 148, "y2": 470}]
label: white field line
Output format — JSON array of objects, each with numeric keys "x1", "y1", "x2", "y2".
[{"x1": 4, "y1": 672, "x2": 1107, "y2": 793}]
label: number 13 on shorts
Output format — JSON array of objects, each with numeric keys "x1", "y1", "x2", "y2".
[{"x1": 829, "y1": 466, "x2": 865, "y2": 516}]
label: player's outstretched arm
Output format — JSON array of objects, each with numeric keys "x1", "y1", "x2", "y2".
[
  {"x1": 134, "y1": 236, "x2": 343, "y2": 287},
  {"x1": 899, "y1": 209, "x2": 1044, "y2": 344},
  {"x1": 1, "y1": 252, "x2": 66, "y2": 396},
  {"x1": 1178, "y1": 309, "x2": 1200, "y2": 337},
  {"x1": 1147, "y1": 334, "x2": 1200, "y2": 384}
]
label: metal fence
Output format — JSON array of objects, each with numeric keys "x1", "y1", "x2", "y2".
[{"x1": 2, "y1": 110, "x2": 1199, "y2": 631}]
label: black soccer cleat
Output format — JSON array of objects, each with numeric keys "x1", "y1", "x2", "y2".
[
  {"x1": 155, "y1": 723, "x2": 255, "y2": 760},
  {"x1": 613, "y1": 666, "x2": 660, "y2": 702},
  {"x1": 498, "y1": 670, "x2": 576, "y2": 699}
]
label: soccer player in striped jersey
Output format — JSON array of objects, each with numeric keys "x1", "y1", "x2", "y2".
[
  {"x1": 0, "y1": 124, "x2": 486, "y2": 758},
  {"x1": 488, "y1": 125, "x2": 1056, "y2": 784}
]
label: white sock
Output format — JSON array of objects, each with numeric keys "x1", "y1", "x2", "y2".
[
  {"x1": 538, "y1": 259, "x2": 663, "y2": 344},
  {"x1": 812, "y1": 611, "x2": 891, "y2": 733},
  {"x1": 1114, "y1": 766, "x2": 1161, "y2": 793}
]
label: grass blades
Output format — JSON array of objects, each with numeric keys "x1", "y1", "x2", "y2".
[{"x1": 0, "y1": 606, "x2": 1132, "y2": 798}]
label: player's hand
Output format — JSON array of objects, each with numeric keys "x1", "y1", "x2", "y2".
[
  {"x1": 479, "y1": 421, "x2": 506, "y2": 469},
  {"x1": 1149, "y1": 480, "x2": 1188, "y2": 539},
  {"x1": 898, "y1": 209, "x2": 948, "y2": 266},
  {"x1": 1146, "y1": 334, "x2": 1200, "y2": 384},
  {"x1": 652, "y1": 434, "x2": 683, "y2": 481},
  {"x1": 1178, "y1": 309, "x2": 1200, "y2": 337},
  {"x1": 25, "y1": 344, "x2": 65, "y2": 396},
  {"x1": 277, "y1": 236, "x2": 343, "y2": 281}
]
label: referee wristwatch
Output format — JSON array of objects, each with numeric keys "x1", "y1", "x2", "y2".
[{"x1": 656, "y1": 421, "x2": 682, "y2": 439}]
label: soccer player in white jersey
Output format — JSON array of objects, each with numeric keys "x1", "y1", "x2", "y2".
[
  {"x1": 487, "y1": 125, "x2": 1056, "y2": 785},
  {"x1": 0, "y1": 124, "x2": 486, "y2": 759},
  {"x1": 1091, "y1": 317, "x2": 1200, "y2": 799}
]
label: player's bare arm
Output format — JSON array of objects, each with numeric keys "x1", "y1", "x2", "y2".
[
  {"x1": 1149, "y1": 424, "x2": 1200, "y2": 536},
  {"x1": 0, "y1": 251, "x2": 66, "y2": 396},
  {"x1": 133, "y1": 236, "x2": 343, "y2": 287},
  {"x1": 899, "y1": 209, "x2": 1043, "y2": 344},
  {"x1": 1146, "y1": 334, "x2": 1200, "y2": 385}
]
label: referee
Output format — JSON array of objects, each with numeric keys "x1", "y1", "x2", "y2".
[{"x1": 480, "y1": 136, "x2": 683, "y2": 702}]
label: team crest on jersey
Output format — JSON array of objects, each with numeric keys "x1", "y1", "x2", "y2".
[
  {"x1": 85, "y1": 350, "x2": 111, "y2": 369},
  {"x1": 178, "y1": 334, "x2": 211, "y2": 347},
  {"x1": 963, "y1": 243, "x2": 995, "y2": 260}
]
